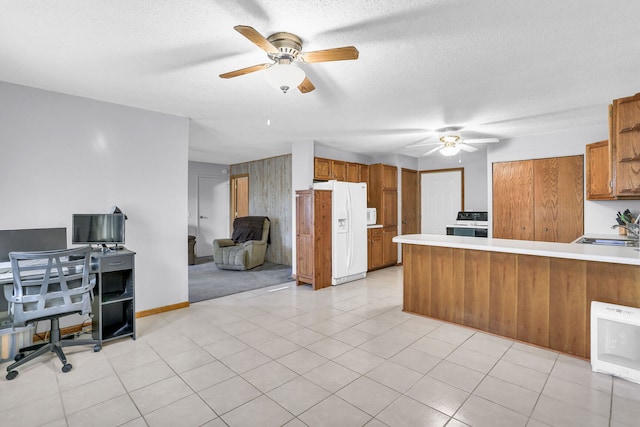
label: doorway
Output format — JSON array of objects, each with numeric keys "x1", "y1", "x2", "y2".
[
  {"x1": 230, "y1": 174, "x2": 249, "y2": 229},
  {"x1": 420, "y1": 168, "x2": 464, "y2": 235},
  {"x1": 196, "y1": 176, "x2": 229, "y2": 257}
]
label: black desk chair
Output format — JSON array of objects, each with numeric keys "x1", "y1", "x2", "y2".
[{"x1": 4, "y1": 246, "x2": 101, "y2": 380}]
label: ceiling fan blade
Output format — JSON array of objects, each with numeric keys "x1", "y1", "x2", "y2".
[
  {"x1": 423, "y1": 146, "x2": 443, "y2": 156},
  {"x1": 300, "y1": 46, "x2": 359, "y2": 63},
  {"x1": 464, "y1": 138, "x2": 500, "y2": 144},
  {"x1": 298, "y1": 76, "x2": 315, "y2": 93},
  {"x1": 234, "y1": 25, "x2": 279, "y2": 55},
  {"x1": 219, "y1": 63, "x2": 270, "y2": 79},
  {"x1": 407, "y1": 141, "x2": 439, "y2": 148},
  {"x1": 458, "y1": 144, "x2": 478, "y2": 152}
]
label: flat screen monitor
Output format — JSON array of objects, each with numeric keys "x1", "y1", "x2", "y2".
[{"x1": 72, "y1": 213, "x2": 125, "y2": 245}]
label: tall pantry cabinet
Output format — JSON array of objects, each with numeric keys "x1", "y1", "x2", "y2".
[
  {"x1": 295, "y1": 189, "x2": 332, "y2": 290},
  {"x1": 493, "y1": 155, "x2": 584, "y2": 243},
  {"x1": 368, "y1": 164, "x2": 398, "y2": 268}
]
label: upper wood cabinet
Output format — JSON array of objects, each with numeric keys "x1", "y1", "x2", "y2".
[
  {"x1": 493, "y1": 155, "x2": 584, "y2": 243},
  {"x1": 359, "y1": 164, "x2": 369, "y2": 184},
  {"x1": 332, "y1": 160, "x2": 346, "y2": 181},
  {"x1": 613, "y1": 93, "x2": 640, "y2": 197},
  {"x1": 314, "y1": 157, "x2": 367, "y2": 183},
  {"x1": 382, "y1": 165, "x2": 397, "y2": 190},
  {"x1": 314, "y1": 158, "x2": 333, "y2": 181},
  {"x1": 346, "y1": 162, "x2": 359, "y2": 182},
  {"x1": 586, "y1": 140, "x2": 615, "y2": 200}
]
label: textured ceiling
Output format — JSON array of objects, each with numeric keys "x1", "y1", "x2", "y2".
[{"x1": 1, "y1": 1, "x2": 639, "y2": 164}]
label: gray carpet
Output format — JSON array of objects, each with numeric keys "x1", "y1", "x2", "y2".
[{"x1": 188, "y1": 258, "x2": 293, "y2": 303}]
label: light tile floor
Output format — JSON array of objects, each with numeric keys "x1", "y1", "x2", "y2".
[{"x1": 2, "y1": 266, "x2": 640, "y2": 427}]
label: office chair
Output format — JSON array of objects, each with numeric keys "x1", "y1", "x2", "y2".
[{"x1": 4, "y1": 246, "x2": 101, "y2": 380}]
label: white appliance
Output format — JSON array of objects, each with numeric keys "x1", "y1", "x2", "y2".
[
  {"x1": 313, "y1": 180, "x2": 368, "y2": 285},
  {"x1": 591, "y1": 301, "x2": 640, "y2": 384},
  {"x1": 445, "y1": 211, "x2": 488, "y2": 238},
  {"x1": 367, "y1": 208, "x2": 377, "y2": 225}
]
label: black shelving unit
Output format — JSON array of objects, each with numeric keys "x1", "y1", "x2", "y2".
[{"x1": 91, "y1": 249, "x2": 136, "y2": 344}]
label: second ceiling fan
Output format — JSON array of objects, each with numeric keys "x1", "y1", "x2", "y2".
[
  {"x1": 408, "y1": 127, "x2": 500, "y2": 156},
  {"x1": 219, "y1": 25, "x2": 359, "y2": 94}
]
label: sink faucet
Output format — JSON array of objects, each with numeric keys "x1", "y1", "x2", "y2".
[{"x1": 611, "y1": 224, "x2": 640, "y2": 239}]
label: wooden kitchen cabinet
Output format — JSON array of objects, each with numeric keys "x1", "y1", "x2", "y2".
[
  {"x1": 533, "y1": 156, "x2": 584, "y2": 242},
  {"x1": 493, "y1": 155, "x2": 584, "y2": 243},
  {"x1": 368, "y1": 227, "x2": 383, "y2": 270},
  {"x1": 314, "y1": 158, "x2": 332, "y2": 181},
  {"x1": 346, "y1": 162, "x2": 359, "y2": 182},
  {"x1": 492, "y1": 160, "x2": 535, "y2": 240},
  {"x1": 382, "y1": 190, "x2": 397, "y2": 226},
  {"x1": 613, "y1": 93, "x2": 640, "y2": 197},
  {"x1": 332, "y1": 160, "x2": 346, "y2": 181},
  {"x1": 295, "y1": 189, "x2": 332, "y2": 290},
  {"x1": 368, "y1": 163, "x2": 398, "y2": 268},
  {"x1": 586, "y1": 140, "x2": 615, "y2": 200},
  {"x1": 314, "y1": 157, "x2": 364, "y2": 182},
  {"x1": 382, "y1": 165, "x2": 397, "y2": 189},
  {"x1": 359, "y1": 164, "x2": 369, "y2": 183},
  {"x1": 382, "y1": 227, "x2": 398, "y2": 266}
]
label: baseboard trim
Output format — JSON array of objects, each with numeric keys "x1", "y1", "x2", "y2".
[
  {"x1": 29, "y1": 302, "x2": 190, "y2": 343},
  {"x1": 136, "y1": 301, "x2": 190, "y2": 318}
]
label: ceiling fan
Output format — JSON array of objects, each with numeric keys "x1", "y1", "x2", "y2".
[
  {"x1": 408, "y1": 127, "x2": 500, "y2": 156},
  {"x1": 219, "y1": 25, "x2": 359, "y2": 94}
]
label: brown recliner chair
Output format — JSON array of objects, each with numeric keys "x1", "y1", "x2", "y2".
[{"x1": 212, "y1": 216, "x2": 270, "y2": 270}]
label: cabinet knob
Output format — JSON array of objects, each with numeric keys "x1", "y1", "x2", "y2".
[
  {"x1": 544, "y1": 227, "x2": 549, "y2": 232},
  {"x1": 521, "y1": 226, "x2": 526, "y2": 230}
]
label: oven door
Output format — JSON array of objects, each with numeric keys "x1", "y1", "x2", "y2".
[{"x1": 446, "y1": 226, "x2": 487, "y2": 237}]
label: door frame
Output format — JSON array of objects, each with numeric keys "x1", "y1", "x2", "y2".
[{"x1": 230, "y1": 173, "x2": 249, "y2": 230}]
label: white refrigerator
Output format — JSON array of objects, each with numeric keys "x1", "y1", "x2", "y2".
[{"x1": 313, "y1": 180, "x2": 368, "y2": 285}]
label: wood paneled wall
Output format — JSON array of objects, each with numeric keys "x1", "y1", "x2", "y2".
[{"x1": 231, "y1": 155, "x2": 292, "y2": 266}]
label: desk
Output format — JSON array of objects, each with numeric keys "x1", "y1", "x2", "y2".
[
  {"x1": 91, "y1": 249, "x2": 136, "y2": 343},
  {"x1": 0, "y1": 249, "x2": 136, "y2": 344}
]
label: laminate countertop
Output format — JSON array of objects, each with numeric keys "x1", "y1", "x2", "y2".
[{"x1": 392, "y1": 234, "x2": 640, "y2": 266}]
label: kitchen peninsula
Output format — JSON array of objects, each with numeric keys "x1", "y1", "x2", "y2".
[{"x1": 393, "y1": 234, "x2": 640, "y2": 359}]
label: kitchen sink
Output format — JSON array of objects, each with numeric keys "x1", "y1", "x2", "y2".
[{"x1": 576, "y1": 237, "x2": 640, "y2": 247}]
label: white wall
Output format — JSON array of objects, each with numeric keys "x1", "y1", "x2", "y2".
[
  {"x1": 291, "y1": 140, "x2": 315, "y2": 275},
  {"x1": 487, "y1": 124, "x2": 640, "y2": 235},
  {"x1": 0, "y1": 81, "x2": 189, "y2": 313}
]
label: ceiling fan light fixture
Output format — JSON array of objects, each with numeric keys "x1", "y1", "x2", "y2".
[
  {"x1": 440, "y1": 143, "x2": 461, "y2": 156},
  {"x1": 439, "y1": 131, "x2": 461, "y2": 144},
  {"x1": 264, "y1": 59, "x2": 305, "y2": 93}
]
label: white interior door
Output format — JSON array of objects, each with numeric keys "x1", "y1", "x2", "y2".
[
  {"x1": 421, "y1": 170, "x2": 462, "y2": 234},
  {"x1": 197, "y1": 176, "x2": 229, "y2": 257}
]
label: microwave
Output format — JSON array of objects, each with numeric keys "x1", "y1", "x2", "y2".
[{"x1": 366, "y1": 208, "x2": 377, "y2": 225}]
